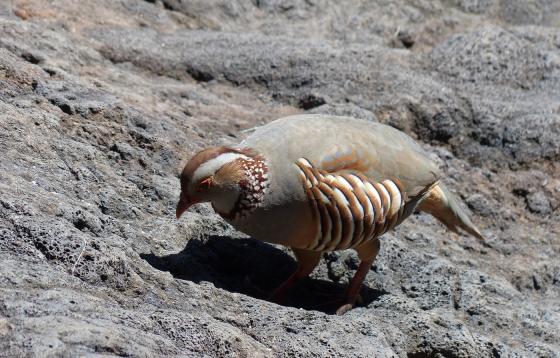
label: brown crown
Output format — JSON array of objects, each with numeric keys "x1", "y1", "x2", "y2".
[{"x1": 180, "y1": 146, "x2": 258, "y2": 189}]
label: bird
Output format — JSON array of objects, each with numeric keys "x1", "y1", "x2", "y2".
[{"x1": 176, "y1": 114, "x2": 484, "y2": 314}]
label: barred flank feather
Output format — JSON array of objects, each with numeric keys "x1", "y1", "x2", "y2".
[{"x1": 296, "y1": 158, "x2": 415, "y2": 251}]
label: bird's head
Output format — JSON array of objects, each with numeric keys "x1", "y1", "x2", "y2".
[{"x1": 176, "y1": 147, "x2": 268, "y2": 219}]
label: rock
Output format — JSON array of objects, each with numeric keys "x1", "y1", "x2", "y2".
[
  {"x1": 465, "y1": 194, "x2": 494, "y2": 218},
  {"x1": 430, "y1": 26, "x2": 548, "y2": 87},
  {"x1": 526, "y1": 191, "x2": 552, "y2": 215},
  {"x1": 396, "y1": 30, "x2": 415, "y2": 48},
  {"x1": 0, "y1": 0, "x2": 559, "y2": 356},
  {"x1": 455, "y1": 0, "x2": 496, "y2": 14},
  {"x1": 499, "y1": 0, "x2": 560, "y2": 26}
]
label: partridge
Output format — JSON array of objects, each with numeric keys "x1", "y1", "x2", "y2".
[{"x1": 176, "y1": 114, "x2": 484, "y2": 314}]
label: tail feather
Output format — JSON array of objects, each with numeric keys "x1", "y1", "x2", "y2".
[{"x1": 418, "y1": 183, "x2": 485, "y2": 241}]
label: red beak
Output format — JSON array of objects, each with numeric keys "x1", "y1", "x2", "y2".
[{"x1": 176, "y1": 194, "x2": 200, "y2": 219}]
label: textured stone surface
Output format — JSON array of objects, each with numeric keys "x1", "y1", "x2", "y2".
[{"x1": 1, "y1": 0, "x2": 559, "y2": 357}]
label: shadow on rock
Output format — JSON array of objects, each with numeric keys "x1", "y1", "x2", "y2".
[{"x1": 141, "y1": 235, "x2": 386, "y2": 314}]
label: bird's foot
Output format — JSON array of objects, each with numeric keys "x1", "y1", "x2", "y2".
[
  {"x1": 315, "y1": 292, "x2": 363, "y2": 314},
  {"x1": 335, "y1": 293, "x2": 365, "y2": 315},
  {"x1": 335, "y1": 291, "x2": 365, "y2": 314},
  {"x1": 335, "y1": 303, "x2": 354, "y2": 315}
]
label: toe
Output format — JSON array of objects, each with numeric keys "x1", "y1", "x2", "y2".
[{"x1": 335, "y1": 303, "x2": 354, "y2": 315}]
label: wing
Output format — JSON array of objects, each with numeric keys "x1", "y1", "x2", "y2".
[
  {"x1": 315, "y1": 141, "x2": 440, "y2": 198},
  {"x1": 240, "y1": 114, "x2": 442, "y2": 198}
]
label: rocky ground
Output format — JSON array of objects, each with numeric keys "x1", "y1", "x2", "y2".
[{"x1": 1, "y1": 0, "x2": 559, "y2": 356}]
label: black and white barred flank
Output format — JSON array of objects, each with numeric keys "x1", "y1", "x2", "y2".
[{"x1": 295, "y1": 158, "x2": 409, "y2": 251}]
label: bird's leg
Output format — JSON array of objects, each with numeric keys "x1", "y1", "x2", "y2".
[
  {"x1": 269, "y1": 248, "x2": 321, "y2": 304},
  {"x1": 336, "y1": 237, "x2": 380, "y2": 315},
  {"x1": 335, "y1": 259, "x2": 374, "y2": 314}
]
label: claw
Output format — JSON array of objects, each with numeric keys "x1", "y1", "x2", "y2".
[{"x1": 336, "y1": 303, "x2": 354, "y2": 315}]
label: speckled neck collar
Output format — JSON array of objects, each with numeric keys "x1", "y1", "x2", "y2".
[{"x1": 214, "y1": 155, "x2": 269, "y2": 220}]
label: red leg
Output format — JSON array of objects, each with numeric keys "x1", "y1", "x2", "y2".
[
  {"x1": 336, "y1": 238, "x2": 380, "y2": 315},
  {"x1": 335, "y1": 259, "x2": 374, "y2": 314},
  {"x1": 269, "y1": 249, "x2": 321, "y2": 304},
  {"x1": 269, "y1": 266, "x2": 312, "y2": 303}
]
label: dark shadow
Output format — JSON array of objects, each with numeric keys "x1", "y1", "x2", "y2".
[{"x1": 141, "y1": 235, "x2": 387, "y2": 314}]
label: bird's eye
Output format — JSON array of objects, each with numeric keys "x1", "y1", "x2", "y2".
[{"x1": 196, "y1": 177, "x2": 213, "y2": 192}]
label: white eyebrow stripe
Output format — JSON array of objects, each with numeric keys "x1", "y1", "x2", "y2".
[{"x1": 192, "y1": 153, "x2": 248, "y2": 182}]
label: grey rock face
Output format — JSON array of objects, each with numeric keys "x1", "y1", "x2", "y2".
[
  {"x1": 526, "y1": 191, "x2": 553, "y2": 215},
  {"x1": 430, "y1": 27, "x2": 548, "y2": 87},
  {"x1": 1, "y1": 0, "x2": 559, "y2": 357}
]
